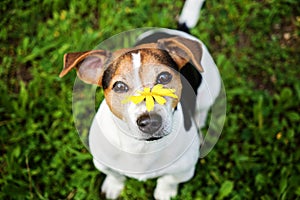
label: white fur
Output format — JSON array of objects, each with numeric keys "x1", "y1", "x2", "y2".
[
  {"x1": 132, "y1": 52, "x2": 141, "y2": 69},
  {"x1": 179, "y1": 0, "x2": 206, "y2": 28},
  {"x1": 132, "y1": 52, "x2": 142, "y2": 87},
  {"x1": 90, "y1": 101, "x2": 200, "y2": 199},
  {"x1": 89, "y1": 29, "x2": 221, "y2": 200}
]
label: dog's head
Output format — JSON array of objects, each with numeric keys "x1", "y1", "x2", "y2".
[{"x1": 60, "y1": 37, "x2": 203, "y2": 141}]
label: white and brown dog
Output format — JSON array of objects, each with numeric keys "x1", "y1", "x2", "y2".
[{"x1": 60, "y1": 0, "x2": 221, "y2": 199}]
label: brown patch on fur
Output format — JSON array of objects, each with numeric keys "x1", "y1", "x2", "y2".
[
  {"x1": 104, "y1": 48, "x2": 183, "y2": 119},
  {"x1": 104, "y1": 52, "x2": 136, "y2": 119},
  {"x1": 139, "y1": 49, "x2": 182, "y2": 108},
  {"x1": 157, "y1": 37, "x2": 203, "y2": 72},
  {"x1": 60, "y1": 37, "x2": 203, "y2": 118}
]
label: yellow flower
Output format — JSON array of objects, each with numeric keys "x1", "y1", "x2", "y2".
[
  {"x1": 276, "y1": 132, "x2": 282, "y2": 140},
  {"x1": 122, "y1": 84, "x2": 178, "y2": 111}
]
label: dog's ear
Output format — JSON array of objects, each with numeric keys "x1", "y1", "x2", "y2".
[
  {"x1": 59, "y1": 50, "x2": 111, "y2": 86},
  {"x1": 157, "y1": 37, "x2": 203, "y2": 72}
]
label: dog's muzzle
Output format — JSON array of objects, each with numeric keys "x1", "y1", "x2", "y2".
[{"x1": 136, "y1": 113, "x2": 162, "y2": 134}]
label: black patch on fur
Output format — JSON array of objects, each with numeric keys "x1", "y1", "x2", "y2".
[
  {"x1": 135, "y1": 32, "x2": 175, "y2": 46},
  {"x1": 177, "y1": 23, "x2": 190, "y2": 33},
  {"x1": 180, "y1": 62, "x2": 202, "y2": 131},
  {"x1": 102, "y1": 62, "x2": 118, "y2": 90},
  {"x1": 180, "y1": 63, "x2": 202, "y2": 94}
]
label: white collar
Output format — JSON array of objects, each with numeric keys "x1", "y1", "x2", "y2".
[{"x1": 89, "y1": 100, "x2": 198, "y2": 174}]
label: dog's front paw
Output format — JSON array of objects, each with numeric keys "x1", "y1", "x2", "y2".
[
  {"x1": 154, "y1": 183, "x2": 178, "y2": 200},
  {"x1": 101, "y1": 175, "x2": 125, "y2": 199}
]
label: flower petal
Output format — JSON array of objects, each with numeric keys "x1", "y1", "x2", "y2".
[
  {"x1": 121, "y1": 96, "x2": 131, "y2": 104},
  {"x1": 153, "y1": 95, "x2": 166, "y2": 105},
  {"x1": 130, "y1": 95, "x2": 145, "y2": 104},
  {"x1": 163, "y1": 92, "x2": 178, "y2": 99},
  {"x1": 122, "y1": 84, "x2": 177, "y2": 111},
  {"x1": 152, "y1": 84, "x2": 164, "y2": 92},
  {"x1": 145, "y1": 96, "x2": 155, "y2": 111},
  {"x1": 143, "y1": 87, "x2": 151, "y2": 93},
  {"x1": 152, "y1": 85, "x2": 178, "y2": 99}
]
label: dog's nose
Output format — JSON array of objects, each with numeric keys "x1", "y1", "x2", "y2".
[{"x1": 136, "y1": 114, "x2": 162, "y2": 134}]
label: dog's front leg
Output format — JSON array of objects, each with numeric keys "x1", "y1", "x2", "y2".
[
  {"x1": 93, "y1": 159, "x2": 126, "y2": 199},
  {"x1": 101, "y1": 174, "x2": 126, "y2": 199},
  {"x1": 154, "y1": 167, "x2": 195, "y2": 200}
]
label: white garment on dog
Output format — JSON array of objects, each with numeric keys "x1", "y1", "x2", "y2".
[{"x1": 89, "y1": 100, "x2": 199, "y2": 175}]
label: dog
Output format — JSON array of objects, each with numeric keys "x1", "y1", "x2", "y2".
[{"x1": 60, "y1": 0, "x2": 221, "y2": 199}]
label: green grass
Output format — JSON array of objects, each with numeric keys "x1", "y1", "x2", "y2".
[{"x1": 1, "y1": 0, "x2": 300, "y2": 199}]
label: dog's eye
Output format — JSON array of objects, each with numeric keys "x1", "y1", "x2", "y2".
[
  {"x1": 113, "y1": 81, "x2": 129, "y2": 93},
  {"x1": 156, "y1": 72, "x2": 172, "y2": 85}
]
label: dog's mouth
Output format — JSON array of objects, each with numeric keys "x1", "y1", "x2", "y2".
[{"x1": 145, "y1": 136, "x2": 163, "y2": 141}]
